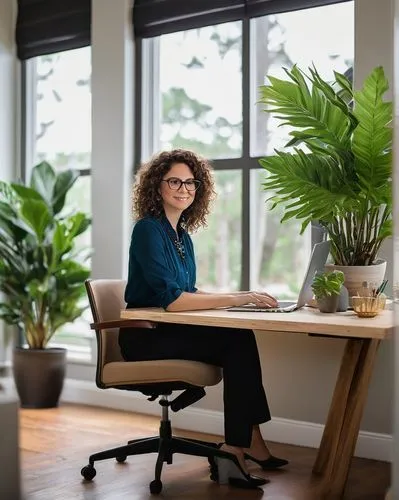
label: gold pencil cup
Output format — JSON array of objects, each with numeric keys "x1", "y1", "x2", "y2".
[{"x1": 351, "y1": 295, "x2": 387, "y2": 318}]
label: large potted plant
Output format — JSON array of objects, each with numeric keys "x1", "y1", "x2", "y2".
[
  {"x1": 257, "y1": 65, "x2": 392, "y2": 297},
  {"x1": 0, "y1": 162, "x2": 91, "y2": 408}
]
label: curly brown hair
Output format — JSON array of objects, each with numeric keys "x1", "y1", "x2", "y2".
[{"x1": 132, "y1": 149, "x2": 216, "y2": 232}]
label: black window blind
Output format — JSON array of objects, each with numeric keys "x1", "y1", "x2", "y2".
[
  {"x1": 246, "y1": 0, "x2": 350, "y2": 18},
  {"x1": 133, "y1": 0, "x2": 246, "y2": 38},
  {"x1": 133, "y1": 0, "x2": 351, "y2": 38},
  {"x1": 15, "y1": 0, "x2": 351, "y2": 59},
  {"x1": 16, "y1": 0, "x2": 91, "y2": 60}
]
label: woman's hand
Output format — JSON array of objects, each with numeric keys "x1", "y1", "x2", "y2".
[
  {"x1": 233, "y1": 291, "x2": 278, "y2": 308},
  {"x1": 167, "y1": 290, "x2": 278, "y2": 312}
]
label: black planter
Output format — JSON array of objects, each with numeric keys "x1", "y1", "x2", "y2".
[{"x1": 12, "y1": 347, "x2": 66, "y2": 409}]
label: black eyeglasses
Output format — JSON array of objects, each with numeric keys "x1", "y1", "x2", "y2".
[{"x1": 161, "y1": 177, "x2": 201, "y2": 192}]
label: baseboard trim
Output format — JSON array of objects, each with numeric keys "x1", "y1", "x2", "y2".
[
  {"x1": 59, "y1": 378, "x2": 392, "y2": 463},
  {"x1": 2, "y1": 376, "x2": 390, "y2": 462}
]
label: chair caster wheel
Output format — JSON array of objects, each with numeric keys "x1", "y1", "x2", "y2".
[
  {"x1": 116, "y1": 456, "x2": 127, "y2": 463},
  {"x1": 81, "y1": 465, "x2": 96, "y2": 481},
  {"x1": 149, "y1": 479, "x2": 162, "y2": 494}
]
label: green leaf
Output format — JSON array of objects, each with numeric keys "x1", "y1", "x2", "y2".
[
  {"x1": 20, "y1": 199, "x2": 52, "y2": 242},
  {"x1": 259, "y1": 65, "x2": 354, "y2": 155},
  {"x1": 311, "y1": 270, "x2": 344, "y2": 299},
  {"x1": 259, "y1": 150, "x2": 357, "y2": 226},
  {"x1": 52, "y1": 222, "x2": 69, "y2": 259},
  {"x1": 55, "y1": 260, "x2": 91, "y2": 284},
  {"x1": 352, "y1": 67, "x2": 392, "y2": 197},
  {"x1": 67, "y1": 212, "x2": 92, "y2": 239},
  {"x1": 334, "y1": 70, "x2": 354, "y2": 103},
  {"x1": 10, "y1": 184, "x2": 46, "y2": 203},
  {"x1": 30, "y1": 161, "x2": 56, "y2": 209},
  {"x1": 52, "y1": 169, "x2": 80, "y2": 215},
  {"x1": 0, "y1": 200, "x2": 35, "y2": 239}
]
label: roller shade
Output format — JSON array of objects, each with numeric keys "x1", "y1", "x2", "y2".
[
  {"x1": 16, "y1": 0, "x2": 91, "y2": 60},
  {"x1": 246, "y1": 0, "x2": 351, "y2": 18},
  {"x1": 133, "y1": 0, "x2": 246, "y2": 38},
  {"x1": 133, "y1": 0, "x2": 351, "y2": 38}
]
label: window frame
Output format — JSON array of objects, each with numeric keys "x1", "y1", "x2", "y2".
[
  {"x1": 20, "y1": 53, "x2": 93, "y2": 362},
  {"x1": 134, "y1": 18, "x2": 316, "y2": 291}
]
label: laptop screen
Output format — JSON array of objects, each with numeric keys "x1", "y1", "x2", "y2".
[{"x1": 295, "y1": 240, "x2": 331, "y2": 308}]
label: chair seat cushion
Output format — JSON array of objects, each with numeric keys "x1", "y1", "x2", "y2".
[{"x1": 102, "y1": 359, "x2": 222, "y2": 387}]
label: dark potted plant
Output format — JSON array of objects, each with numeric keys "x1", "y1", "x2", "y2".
[
  {"x1": 311, "y1": 270, "x2": 345, "y2": 313},
  {"x1": 258, "y1": 65, "x2": 392, "y2": 297},
  {"x1": 0, "y1": 161, "x2": 91, "y2": 408}
]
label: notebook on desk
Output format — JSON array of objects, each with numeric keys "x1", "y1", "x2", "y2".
[{"x1": 229, "y1": 240, "x2": 331, "y2": 313}]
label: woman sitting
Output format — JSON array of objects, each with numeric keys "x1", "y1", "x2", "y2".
[{"x1": 119, "y1": 149, "x2": 288, "y2": 489}]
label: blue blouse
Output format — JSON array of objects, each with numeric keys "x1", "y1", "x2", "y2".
[{"x1": 124, "y1": 216, "x2": 197, "y2": 309}]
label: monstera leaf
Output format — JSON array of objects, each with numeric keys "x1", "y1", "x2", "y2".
[{"x1": 258, "y1": 65, "x2": 392, "y2": 265}]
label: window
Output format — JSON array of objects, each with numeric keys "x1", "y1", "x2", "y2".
[
  {"x1": 251, "y1": 4, "x2": 355, "y2": 157},
  {"x1": 159, "y1": 22, "x2": 242, "y2": 159},
  {"x1": 249, "y1": 3, "x2": 354, "y2": 297},
  {"x1": 30, "y1": 46, "x2": 92, "y2": 360},
  {"x1": 139, "y1": 2, "x2": 354, "y2": 297},
  {"x1": 157, "y1": 22, "x2": 243, "y2": 291}
]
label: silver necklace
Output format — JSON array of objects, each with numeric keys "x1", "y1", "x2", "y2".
[{"x1": 162, "y1": 217, "x2": 185, "y2": 260}]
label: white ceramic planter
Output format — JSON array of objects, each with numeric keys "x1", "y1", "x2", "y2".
[{"x1": 325, "y1": 259, "x2": 387, "y2": 303}]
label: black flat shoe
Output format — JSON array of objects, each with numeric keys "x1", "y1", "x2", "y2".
[
  {"x1": 244, "y1": 453, "x2": 289, "y2": 470},
  {"x1": 208, "y1": 453, "x2": 269, "y2": 489}
]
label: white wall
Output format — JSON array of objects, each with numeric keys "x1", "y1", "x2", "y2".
[
  {"x1": 0, "y1": 0, "x2": 17, "y2": 181},
  {"x1": 0, "y1": 0, "x2": 17, "y2": 366},
  {"x1": 91, "y1": 0, "x2": 134, "y2": 281},
  {"x1": 0, "y1": 1, "x2": 20, "y2": 499}
]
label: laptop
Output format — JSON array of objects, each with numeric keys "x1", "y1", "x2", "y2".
[{"x1": 228, "y1": 240, "x2": 331, "y2": 313}]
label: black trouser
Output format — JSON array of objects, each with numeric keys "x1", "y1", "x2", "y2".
[{"x1": 118, "y1": 323, "x2": 271, "y2": 447}]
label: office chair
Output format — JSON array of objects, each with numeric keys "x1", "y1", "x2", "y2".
[{"x1": 81, "y1": 279, "x2": 226, "y2": 494}]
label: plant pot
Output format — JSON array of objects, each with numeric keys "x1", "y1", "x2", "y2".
[
  {"x1": 317, "y1": 295, "x2": 339, "y2": 313},
  {"x1": 12, "y1": 347, "x2": 66, "y2": 409},
  {"x1": 325, "y1": 259, "x2": 387, "y2": 305},
  {"x1": 337, "y1": 285, "x2": 349, "y2": 312}
]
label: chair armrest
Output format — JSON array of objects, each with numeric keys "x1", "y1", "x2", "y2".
[{"x1": 90, "y1": 319, "x2": 156, "y2": 330}]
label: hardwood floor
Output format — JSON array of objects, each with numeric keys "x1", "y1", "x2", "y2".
[{"x1": 20, "y1": 404, "x2": 390, "y2": 499}]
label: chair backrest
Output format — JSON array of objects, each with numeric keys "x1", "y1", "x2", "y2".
[
  {"x1": 86, "y1": 279, "x2": 127, "y2": 324},
  {"x1": 85, "y1": 279, "x2": 127, "y2": 372}
]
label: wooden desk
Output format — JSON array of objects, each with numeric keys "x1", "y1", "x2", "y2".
[{"x1": 121, "y1": 307, "x2": 394, "y2": 498}]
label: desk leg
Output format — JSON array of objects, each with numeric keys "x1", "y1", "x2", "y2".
[{"x1": 312, "y1": 338, "x2": 380, "y2": 498}]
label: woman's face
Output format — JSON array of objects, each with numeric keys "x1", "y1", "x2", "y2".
[{"x1": 159, "y1": 162, "x2": 197, "y2": 215}]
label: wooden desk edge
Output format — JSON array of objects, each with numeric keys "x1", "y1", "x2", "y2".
[{"x1": 120, "y1": 308, "x2": 393, "y2": 340}]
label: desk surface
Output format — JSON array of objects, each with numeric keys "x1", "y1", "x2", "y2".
[{"x1": 121, "y1": 307, "x2": 394, "y2": 339}]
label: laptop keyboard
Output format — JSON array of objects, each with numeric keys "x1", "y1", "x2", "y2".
[{"x1": 228, "y1": 301, "x2": 297, "y2": 313}]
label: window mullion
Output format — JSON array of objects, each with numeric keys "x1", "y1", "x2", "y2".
[
  {"x1": 21, "y1": 59, "x2": 37, "y2": 182},
  {"x1": 139, "y1": 37, "x2": 161, "y2": 166},
  {"x1": 241, "y1": 18, "x2": 251, "y2": 291}
]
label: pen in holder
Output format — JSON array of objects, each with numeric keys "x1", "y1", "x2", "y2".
[{"x1": 353, "y1": 279, "x2": 388, "y2": 317}]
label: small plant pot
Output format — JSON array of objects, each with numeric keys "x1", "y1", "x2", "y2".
[{"x1": 317, "y1": 295, "x2": 340, "y2": 313}]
